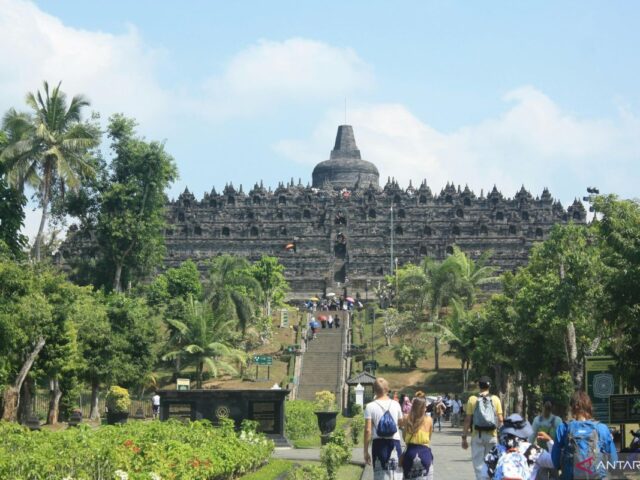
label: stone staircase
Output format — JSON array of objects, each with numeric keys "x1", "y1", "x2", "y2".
[{"x1": 297, "y1": 316, "x2": 346, "y2": 406}]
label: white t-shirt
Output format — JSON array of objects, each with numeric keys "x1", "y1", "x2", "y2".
[
  {"x1": 152, "y1": 394, "x2": 160, "y2": 406},
  {"x1": 364, "y1": 398, "x2": 403, "y2": 440}
]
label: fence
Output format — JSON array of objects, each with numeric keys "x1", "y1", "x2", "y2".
[{"x1": 31, "y1": 391, "x2": 154, "y2": 420}]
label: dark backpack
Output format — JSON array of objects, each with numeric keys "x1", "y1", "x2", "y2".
[{"x1": 375, "y1": 401, "x2": 398, "y2": 437}]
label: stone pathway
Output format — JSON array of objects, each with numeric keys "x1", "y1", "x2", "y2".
[{"x1": 274, "y1": 424, "x2": 475, "y2": 479}]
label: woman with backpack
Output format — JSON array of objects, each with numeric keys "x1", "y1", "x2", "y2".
[
  {"x1": 364, "y1": 377, "x2": 404, "y2": 480},
  {"x1": 551, "y1": 391, "x2": 617, "y2": 480},
  {"x1": 399, "y1": 396, "x2": 434, "y2": 480}
]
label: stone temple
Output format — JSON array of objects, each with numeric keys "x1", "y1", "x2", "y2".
[{"x1": 161, "y1": 125, "x2": 585, "y2": 299}]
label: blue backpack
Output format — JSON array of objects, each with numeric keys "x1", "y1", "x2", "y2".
[
  {"x1": 561, "y1": 420, "x2": 608, "y2": 479},
  {"x1": 375, "y1": 401, "x2": 398, "y2": 437}
]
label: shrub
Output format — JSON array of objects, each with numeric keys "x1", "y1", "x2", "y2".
[
  {"x1": 320, "y1": 430, "x2": 352, "y2": 480},
  {"x1": 0, "y1": 419, "x2": 273, "y2": 479},
  {"x1": 350, "y1": 415, "x2": 365, "y2": 445},
  {"x1": 314, "y1": 391, "x2": 337, "y2": 412},
  {"x1": 106, "y1": 386, "x2": 131, "y2": 413},
  {"x1": 285, "y1": 400, "x2": 319, "y2": 440},
  {"x1": 288, "y1": 464, "x2": 328, "y2": 480},
  {"x1": 350, "y1": 403, "x2": 363, "y2": 417}
]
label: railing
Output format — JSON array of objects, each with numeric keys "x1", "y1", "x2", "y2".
[{"x1": 29, "y1": 391, "x2": 154, "y2": 420}]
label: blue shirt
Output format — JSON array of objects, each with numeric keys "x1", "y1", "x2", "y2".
[{"x1": 552, "y1": 420, "x2": 618, "y2": 479}]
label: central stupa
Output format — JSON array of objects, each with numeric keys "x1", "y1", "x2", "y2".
[{"x1": 311, "y1": 125, "x2": 379, "y2": 190}]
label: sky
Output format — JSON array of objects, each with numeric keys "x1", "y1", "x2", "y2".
[{"x1": 1, "y1": 0, "x2": 639, "y2": 239}]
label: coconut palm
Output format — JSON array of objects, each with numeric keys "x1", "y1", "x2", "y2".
[
  {"x1": 448, "y1": 247, "x2": 498, "y2": 307},
  {"x1": 163, "y1": 296, "x2": 245, "y2": 388},
  {"x1": 0, "y1": 82, "x2": 99, "y2": 261},
  {"x1": 443, "y1": 299, "x2": 476, "y2": 391},
  {"x1": 205, "y1": 255, "x2": 263, "y2": 335}
]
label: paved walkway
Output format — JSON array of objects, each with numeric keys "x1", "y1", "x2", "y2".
[{"x1": 274, "y1": 424, "x2": 475, "y2": 479}]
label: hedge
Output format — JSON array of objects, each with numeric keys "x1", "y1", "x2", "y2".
[{"x1": 0, "y1": 419, "x2": 273, "y2": 480}]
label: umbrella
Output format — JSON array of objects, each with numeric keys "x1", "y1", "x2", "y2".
[
  {"x1": 310, "y1": 320, "x2": 320, "y2": 329},
  {"x1": 346, "y1": 296, "x2": 355, "y2": 303},
  {"x1": 309, "y1": 297, "x2": 319, "y2": 301},
  {"x1": 317, "y1": 315, "x2": 328, "y2": 321},
  {"x1": 326, "y1": 292, "x2": 336, "y2": 297}
]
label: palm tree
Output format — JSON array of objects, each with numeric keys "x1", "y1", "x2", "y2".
[
  {"x1": 0, "y1": 82, "x2": 99, "y2": 261},
  {"x1": 442, "y1": 299, "x2": 476, "y2": 391},
  {"x1": 205, "y1": 255, "x2": 263, "y2": 335},
  {"x1": 163, "y1": 297, "x2": 245, "y2": 388},
  {"x1": 448, "y1": 247, "x2": 498, "y2": 307}
]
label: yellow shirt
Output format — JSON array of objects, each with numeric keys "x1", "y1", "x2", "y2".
[
  {"x1": 465, "y1": 393, "x2": 503, "y2": 436},
  {"x1": 403, "y1": 419, "x2": 431, "y2": 446}
]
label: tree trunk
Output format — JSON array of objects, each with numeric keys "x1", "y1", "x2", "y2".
[
  {"x1": 113, "y1": 262, "x2": 123, "y2": 293},
  {"x1": 434, "y1": 336, "x2": 440, "y2": 371},
  {"x1": 196, "y1": 361, "x2": 203, "y2": 389},
  {"x1": 47, "y1": 376, "x2": 62, "y2": 425},
  {"x1": 34, "y1": 183, "x2": 50, "y2": 263},
  {"x1": 494, "y1": 364, "x2": 503, "y2": 399},
  {"x1": 89, "y1": 379, "x2": 101, "y2": 421},
  {"x1": 18, "y1": 376, "x2": 34, "y2": 423},
  {"x1": 1, "y1": 337, "x2": 46, "y2": 422},
  {"x1": 463, "y1": 360, "x2": 470, "y2": 392},
  {"x1": 514, "y1": 371, "x2": 524, "y2": 415},
  {"x1": 565, "y1": 321, "x2": 582, "y2": 388}
]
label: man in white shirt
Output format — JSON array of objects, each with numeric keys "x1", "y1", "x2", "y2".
[
  {"x1": 152, "y1": 392, "x2": 161, "y2": 419},
  {"x1": 364, "y1": 377, "x2": 404, "y2": 480},
  {"x1": 451, "y1": 394, "x2": 462, "y2": 428}
]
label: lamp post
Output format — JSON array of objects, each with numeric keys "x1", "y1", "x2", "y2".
[{"x1": 390, "y1": 205, "x2": 394, "y2": 275}]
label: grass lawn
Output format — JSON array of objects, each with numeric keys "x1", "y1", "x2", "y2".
[
  {"x1": 239, "y1": 459, "x2": 362, "y2": 480},
  {"x1": 351, "y1": 310, "x2": 463, "y2": 394}
]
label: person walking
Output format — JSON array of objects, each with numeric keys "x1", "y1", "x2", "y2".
[
  {"x1": 551, "y1": 391, "x2": 617, "y2": 480},
  {"x1": 399, "y1": 397, "x2": 434, "y2": 480},
  {"x1": 529, "y1": 397, "x2": 562, "y2": 479},
  {"x1": 461, "y1": 376, "x2": 504, "y2": 480},
  {"x1": 151, "y1": 391, "x2": 161, "y2": 419},
  {"x1": 364, "y1": 377, "x2": 404, "y2": 480},
  {"x1": 434, "y1": 397, "x2": 446, "y2": 432},
  {"x1": 451, "y1": 395, "x2": 462, "y2": 428}
]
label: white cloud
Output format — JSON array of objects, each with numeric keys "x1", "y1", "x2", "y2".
[
  {"x1": 275, "y1": 87, "x2": 640, "y2": 205},
  {"x1": 0, "y1": 0, "x2": 170, "y2": 130},
  {"x1": 198, "y1": 38, "x2": 374, "y2": 120}
]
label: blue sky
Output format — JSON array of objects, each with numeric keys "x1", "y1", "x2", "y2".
[{"x1": 1, "y1": 0, "x2": 639, "y2": 237}]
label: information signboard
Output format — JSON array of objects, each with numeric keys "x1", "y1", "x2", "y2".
[
  {"x1": 610, "y1": 394, "x2": 640, "y2": 424},
  {"x1": 176, "y1": 378, "x2": 190, "y2": 391},
  {"x1": 253, "y1": 355, "x2": 273, "y2": 366},
  {"x1": 280, "y1": 309, "x2": 290, "y2": 328},
  {"x1": 585, "y1": 356, "x2": 620, "y2": 423}
]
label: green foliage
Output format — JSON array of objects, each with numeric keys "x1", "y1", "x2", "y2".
[
  {"x1": 320, "y1": 430, "x2": 353, "y2": 480},
  {"x1": 287, "y1": 464, "x2": 328, "y2": 480},
  {"x1": 314, "y1": 391, "x2": 337, "y2": 412},
  {"x1": 284, "y1": 400, "x2": 320, "y2": 440},
  {"x1": 393, "y1": 344, "x2": 424, "y2": 369},
  {"x1": 96, "y1": 114, "x2": 177, "y2": 291},
  {"x1": 350, "y1": 403, "x2": 363, "y2": 417},
  {"x1": 106, "y1": 386, "x2": 131, "y2": 413},
  {"x1": 163, "y1": 296, "x2": 245, "y2": 388},
  {"x1": 350, "y1": 414, "x2": 365, "y2": 444},
  {"x1": 0, "y1": 162, "x2": 27, "y2": 257},
  {"x1": 250, "y1": 255, "x2": 288, "y2": 315},
  {"x1": 0, "y1": 419, "x2": 273, "y2": 479},
  {"x1": 0, "y1": 81, "x2": 101, "y2": 261}
]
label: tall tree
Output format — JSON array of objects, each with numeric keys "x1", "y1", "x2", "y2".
[
  {"x1": 163, "y1": 297, "x2": 245, "y2": 388},
  {"x1": 250, "y1": 255, "x2": 288, "y2": 317},
  {"x1": 205, "y1": 255, "x2": 262, "y2": 335},
  {"x1": 0, "y1": 148, "x2": 28, "y2": 257},
  {"x1": 96, "y1": 115, "x2": 177, "y2": 291},
  {"x1": 0, "y1": 82, "x2": 100, "y2": 261},
  {"x1": 594, "y1": 195, "x2": 640, "y2": 389}
]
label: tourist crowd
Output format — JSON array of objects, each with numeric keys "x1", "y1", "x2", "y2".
[{"x1": 363, "y1": 376, "x2": 618, "y2": 480}]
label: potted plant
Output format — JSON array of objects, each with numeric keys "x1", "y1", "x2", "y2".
[
  {"x1": 106, "y1": 386, "x2": 131, "y2": 425},
  {"x1": 314, "y1": 390, "x2": 338, "y2": 444}
]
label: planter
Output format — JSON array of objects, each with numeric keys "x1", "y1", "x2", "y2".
[
  {"x1": 106, "y1": 411, "x2": 129, "y2": 425},
  {"x1": 314, "y1": 411, "x2": 338, "y2": 438}
]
